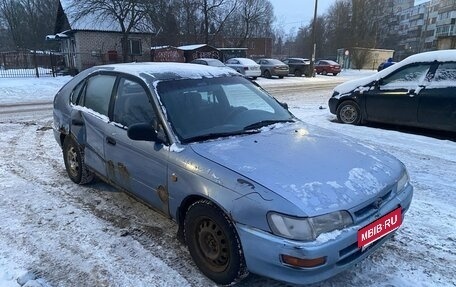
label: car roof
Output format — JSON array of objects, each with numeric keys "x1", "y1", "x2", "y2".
[
  {"x1": 286, "y1": 57, "x2": 310, "y2": 61},
  {"x1": 194, "y1": 58, "x2": 223, "y2": 62},
  {"x1": 85, "y1": 62, "x2": 238, "y2": 83}
]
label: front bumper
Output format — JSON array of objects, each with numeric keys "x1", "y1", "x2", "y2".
[
  {"x1": 236, "y1": 185, "x2": 413, "y2": 285},
  {"x1": 328, "y1": 97, "x2": 339, "y2": 114}
]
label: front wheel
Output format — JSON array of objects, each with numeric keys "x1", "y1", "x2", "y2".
[
  {"x1": 263, "y1": 70, "x2": 271, "y2": 78},
  {"x1": 63, "y1": 136, "x2": 94, "y2": 184},
  {"x1": 184, "y1": 200, "x2": 247, "y2": 285},
  {"x1": 336, "y1": 100, "x2": 363, "y2": 125},
  {"x1": 294, "y1": 69, "x2": 302, "y2": 77}
]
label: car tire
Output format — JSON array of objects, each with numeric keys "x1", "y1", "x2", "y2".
[
  {"x1": 63, "y1": 136, "x2": 94, "y2": 184},
  {"x1": 184, "y1": 199, "x2": 248, "y2": 285},
  {"x1": 252, "y1": 76, "x2": 257, "y2": 80},
  {"x1": 336, "y1": 100, "x2": 363, "y2": 125},
  {"x1": 294, "y1": 70, "x2": 302, "y2": 77},
  {"x1": 264, "y1": 70, "x2": 272, "y2": 79},
  {"x1": 279, "y1": 75, "x2": 284, "y2": 79},
  {"x1": 333, "y1": 73, "x2": 338, "y2": 76},
  {"x1": 322, "y1": 70, "x2": 327, "y2": 75}
]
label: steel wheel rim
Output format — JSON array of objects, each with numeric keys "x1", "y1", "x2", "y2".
[
  {"x1": 196, "y1": 217, "x2": 229, "y2": 272},
  {"x1": 67, "y1": 146, "x2": 79, "y2": 177},
  {"x1": 340, "y1": 105, "x2": 358, "y2": 123}
]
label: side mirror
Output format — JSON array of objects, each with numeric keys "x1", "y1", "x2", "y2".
[
  {"x1": 127, "y1": 123, "x2": 159, "y2": 142},
  {"x1": 279, "y1": 102, "x2": 289, "y2": 110}
]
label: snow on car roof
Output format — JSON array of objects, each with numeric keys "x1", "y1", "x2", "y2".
[
  {"x1": 90, "y1": 62, "x2": 238, "y2": 81},
  {"x1": 334, "y1": 50, "x2": 456, "y2": 95}
]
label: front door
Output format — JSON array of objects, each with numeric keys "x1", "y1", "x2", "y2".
[
  {"x1": 364, "y1": 63, "x2": 432, "y2": 125},
  {"x1": 104, "y1": 77, "x2": 170, "y2": 215}
]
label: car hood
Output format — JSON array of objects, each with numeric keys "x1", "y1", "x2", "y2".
[{"x1": 190, "y1": 122, "x2": 403, "y2": 216}]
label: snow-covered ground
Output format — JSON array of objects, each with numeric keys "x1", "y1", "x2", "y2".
[{"x1": 0, "y1": 71, "x2": 455, "y2": 287}]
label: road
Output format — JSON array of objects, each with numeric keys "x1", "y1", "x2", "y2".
[{"x1": 0, "y1": 82, "x2": 454, "y2": 287}]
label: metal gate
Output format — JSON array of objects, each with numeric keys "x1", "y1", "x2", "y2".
[{"x1": 0, "y1": 51, "x2": 64, "y2": 78}]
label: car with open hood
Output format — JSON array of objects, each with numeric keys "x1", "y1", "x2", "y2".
[
  {"x1": 53, "y1": 62, "x2": 413, "y2": 285},
  {"x1": 329, "y1": 50, "x2": 456, "y2": 133}
]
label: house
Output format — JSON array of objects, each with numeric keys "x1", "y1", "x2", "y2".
[
  {"x1": 177, "y1": 44, "x2": 222, "y2": 63},
  {"x1": 46, "y1": 0, "x2": 153, "y2": 73},
  {"x1": 150, "y1": 46, "x2": 185, "y2": 62}
]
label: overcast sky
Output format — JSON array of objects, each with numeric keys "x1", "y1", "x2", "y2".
[{"x1": 270, "y1": 0, "x2": 431, "y2": 36}]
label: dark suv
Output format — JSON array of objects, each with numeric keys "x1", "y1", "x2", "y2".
[{"x1": 282, "y1": 58, "x2": 311, "y2": 77}]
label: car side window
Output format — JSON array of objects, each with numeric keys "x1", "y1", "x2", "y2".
[
  {"x1": 380, "y1": 64, "x2": 431, "y2": 89},
  {"x1": 70, "y1": 80, "x2": 85, "y2": 105},
  {"x1": 428, "y1": 62, "x2": 456, "y2": 87},
  {"x1": 84, "y1": 74, "x2": 116, "y2": 116},
  {"x1": 113, "y1": 78, "x2": 156, "y2": 128}
]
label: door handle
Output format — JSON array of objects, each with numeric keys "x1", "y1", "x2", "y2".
[{"x1": 106, "y1": 136, "x2": 116, "y2": 145}]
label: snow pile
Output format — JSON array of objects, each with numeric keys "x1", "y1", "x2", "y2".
[{"x1": 0, "y1": 77, "x2": 72, "y2": 104}]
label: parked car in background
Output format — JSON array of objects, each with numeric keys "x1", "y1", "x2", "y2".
[
  {"x1": 315, "y1": 60, "x2": 341, "y2": 76},
  {"x1": 191, "y1": 58, "x2": 226, "y2": 67},
  {"x1": 53, "y1": 62, "x2": 413, "y2": 286},
  {"x1": 256, "y1": 58, "x2": 289, "y2": 78},
  {"x1": 329, "y1": 50, "x2": 456, "y2": 133},
  {"x1": 225, "y1": 57, "x2": 261, "y2": 79},
  {"x1": 282, "y1": 58, "x2": 311, "y2": 77},
  {"x1": 377, "y1": 58, "x2": 396, "y2": 71}
]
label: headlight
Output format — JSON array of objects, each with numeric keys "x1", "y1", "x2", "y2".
[
  {"x1": 267, "y1": 211, "x2": 353, "y2": 241},
  {"x1": 397, "y1": 171, "x2": 410, "y2": 192}
]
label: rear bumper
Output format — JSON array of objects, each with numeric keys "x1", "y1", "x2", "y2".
[
  {"x1": 236, "y1": 185, "x2": 413, "y2": 285},
  {"x1": 272, "y1": 69, "x2": 289, "y2": 76},
  {"x1": 245, "y1": 69, "x2": 261, "y2": 77}
]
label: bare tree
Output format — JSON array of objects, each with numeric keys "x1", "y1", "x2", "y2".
[
  {"x1": 0, "y1": 0, "x2": 57, "y2": 50},
  {"x1": 71, "y1": 0, "x2": 152, "y2": 62},
  {"x1": 199, "y1": 0, "x2": 238, "y2": 44}
]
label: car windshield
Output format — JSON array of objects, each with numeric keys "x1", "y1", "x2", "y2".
[{"x1": 157, "y1": 76, "x2": 294, "y2": 143}]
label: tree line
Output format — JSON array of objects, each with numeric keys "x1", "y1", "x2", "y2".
[
  {"x1": 0, "y1": 0, "x2": 274, "y2": 52},
  {"x1": 275, "y1": 0, "x2": 400, "y2": 62}
]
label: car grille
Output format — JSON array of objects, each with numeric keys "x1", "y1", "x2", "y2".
[{"x1": 353, "y1": 190, "x2": 393, "y2": 222}]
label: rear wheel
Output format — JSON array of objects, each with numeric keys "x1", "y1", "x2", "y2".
[
  {"x1": 278, "y1": 75, "x2": 284, "y2": 79},
  {"x1": 336, "y1": 100, "x2": 363, "y2": 125},
  {"x1": 322, "y1": 70, "x2": 327, "y2": 75},
  {"x1": 63, "y1": 136, "x2": 94, "y2": 184},
  {"x1": 184, "y1": 200, "x2": 247, "y2": 285},
  {"x1": 333, "y1": 73, "x2": 338, "y2": 76},
  {"x1": 294, "y1": 69, "x2": 302, "y2": 77},
  {"x1": 263, "y1": 70, "x2": 272, "y2": 78}
]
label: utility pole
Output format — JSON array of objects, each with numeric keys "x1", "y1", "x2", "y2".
[{"x1": 310, "y1": 0, "x2": 318, "y2": 77}]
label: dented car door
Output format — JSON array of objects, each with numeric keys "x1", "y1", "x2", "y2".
[{"x1": 104, "y1": 77, "x2": 170, "y2": 216}]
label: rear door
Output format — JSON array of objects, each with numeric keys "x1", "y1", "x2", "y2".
[
  {"x1": 363, "y1": 63, "x2": 432, "y2": 124},
  {"x1": 417, "y1": 62, "x2": 456, "y2": 132},
  {"x1": 75, "y1": 73, "x2": 117, "y2": 178},
  {"x1": 104, "y1": 76, "x2": 170, "y2": 215}
]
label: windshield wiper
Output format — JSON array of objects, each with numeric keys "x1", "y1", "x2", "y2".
[
  {"x1": 243, "y1": 119, "x2": 295, "y2": 131},
  {"x1": 182, "y1": 130, "x2": 259, "y2": 144}
]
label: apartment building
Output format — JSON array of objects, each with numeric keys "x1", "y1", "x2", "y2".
[{"x1": 393, "y1": 0, "x2": 455, "y2": 59}]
